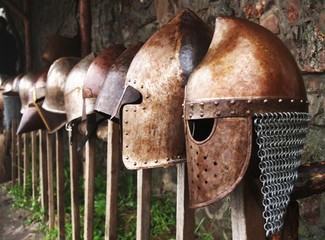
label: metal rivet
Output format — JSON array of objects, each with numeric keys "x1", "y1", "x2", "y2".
[
  {"x1": 189, "y1": 113, "x2": 193, "y2": 118},
  {"x1": 182, "y1": 103, "x2": 184, "y2": 107},
  {"x1": 177, "y1": 156, "x2": 181, "y2": 159},
  {"x1": 125, "y1": 120, "x2": 128, "y2": 124},
  {"x1": 125, "y1": 145, "x2": 128, "y2": 148},
  {"x1": 190, "y1": 103, "x2": 194, "y2": 108},
  {"x1": 200, "y1": 102, "x2": 204, "y2": 106},
  {"x1": 133, "y1": 162, "x2": 137, "y2": 166},
  {"x1": 146, "y1": 95, "x2": 149, "y2": 99},
  {"x1": 200, "y1": 112, "x2": 204, "y2": 117},
  {"x1": 140, "y1": 85, "x2": 144, "y2": 88},
  {"x1": 216, "y1": 111, "x2": 221, "y2": 116},
  {"x1": 264, "y1": 99, "x2": 268, "y2": 103},
  {"x1": 246, "y1": 110, "x2": 251, "y2": 114},
  {"x1": 142, "y1": 107, "x2": 146, "y2": 110},
  {"x1": 166, "y1": 158, "x2": 170, "y2": 161},
  {"x1": 247, "y1": 99, "x2": 252, "y2": 104},
  {"x1": 306, "y1": 100, "x2": 309, "y2": 104},
  {"x1": 291, "y1": 99, "x2": 294, "y2": 103},
  {"x1": 231, "y1": 110, "x2": 235, "y2": 115},
  {"x1": 182, "y1": 115, "x2": 184, "y2": 118},
  {"x1": 133, "y1": 80, "x2": 136, "y2": 84},
  {"x1": 134, "y1": 109, "x2": 137, "y2": 112},
  {"x1": 128, "y1": 79, "x2": 131, "y2": 82},
  {"x1": 300, "y1": 100, "x2": 303, "y2": 103},
  {"x1": 144, "y1": 161, "x2": 147, "y2": 164},
  {"x1": 214, "y1": 101, "x2": 219, "y2": 106},
  {"x1": 125, "y1": 156, "x2": 129, "y2": 160},
  {"x1": 154, "y1": 160, "x2": 158, "y2": 163},
  {"x1": 230, "y1": 100, "x2": 235, "y2": 104},
  {"x1": 125, "y1": 132, "x2": 128, "y2": 135},
  {"x1": 279, "y1": 99, "x2": 283, "y2": 102},
  {"x1": 125, "y1": 108, "x2": 128, "y2": 112}
]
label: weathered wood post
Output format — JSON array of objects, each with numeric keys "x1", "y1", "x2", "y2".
[
  {"x1": 47, "y1": 132, "x2": 55, "y2": 229},
  {"x1": 11, "y1": 120, "x2": 17, "y2": 186},
  {"x1": 17, "y1": 133, "x2": 22, "y2": 186},
  {"x1": 23, "y1": 133, "x2": 29, "y2": 193},
  {"x1": 104, "y1": 121, "x2": 119, "y2": 239},
  {"x1": 31, "y1": 131, "x2": 38, "y2": 199},
  {"x1": 56, "y1": 128, "x2": 65, "y2": 239},
  {"x1": 39, "y1": 129, "x2": 48, "y2": 220}
]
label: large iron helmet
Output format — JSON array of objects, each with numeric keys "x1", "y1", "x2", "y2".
[
  {"x1": 113, "y1": 9, "x2": 213, "y2": 170},
  {"x1": 64, "y1": 54, "x2": 95, "y2": 124},
  {"x1": 17, "y1": 68, "x2": 49, "y2": 134},
  {"x1": 184, "y1": 16, "x2": 310, "y2": 237},
  {"x1": 83, "y1": 45, "x2": 125, "y2": 116},
  {"x1": 94, "y1": 43, "x2": 143, "y2": 121}
]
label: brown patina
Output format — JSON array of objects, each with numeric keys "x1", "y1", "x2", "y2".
[{"x1": 115, "y1": 8, "x2": 213, "y2": 170}]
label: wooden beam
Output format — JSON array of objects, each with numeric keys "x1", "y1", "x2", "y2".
[
  {"x1": 176, "y1": 163, "x2": 195, "y2": 240},
  {"x1": 69, "y1": 125, "x2": 80, "y2": 240},
  {"x1": 104, "y1": 121, "x2": 119, "y2": 239},
  {"x1": 47, "y1": 133, "x2": 55, "y2": 229},
  {"x1": 84, "y1": 114, "x2": 96, "y2": 240},
  {"x1": 0, "y1": 0, "x2": 29, "y2": 22},
  {"x1": 23, "y1": 0, "x2": 32, "y2": 71},
  {"x1": 56, "y1": 129, "x2": 65, "y2": 240},
  {"x1": 79, "y1": 0, "x2": 91, "y2": 57},
  {"x1": 17, "y1": 133, "x2": 22, "y2": 186},
  {"x1": 31, "y1": 131, "x2": 38, "y2": 199},
  {"x1": 136, "y1": 169, "x2": 152, "y2": 240}
]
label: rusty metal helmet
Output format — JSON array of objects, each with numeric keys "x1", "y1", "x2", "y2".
[
  {"x1": 64, "y1": 53, "x2": 95, "y2": 124},
  {"x1": 82, "y1": 44, "x2": 125, "y2": 116},
  {"x1": 113, "y1": 9, "x2": 213, "y2": 170},
  {"x1": 42, "y1": 34, "x2": 80, "y2": 63},
  {"x1": 184, "y1": 16, "x2": 310, "y2": 236},
  {"x1": 17, "y1": 68, "x2": 49, "y2": 134},
  {"x1": 42, "y1": 57, "x2": 80, "y2": 114},
  {"x1": 18, "y1": 71, "x2": 38, "y2": 114},
  {"x1": 94, "y1": 43, "x2": 143, "y2": 121}
]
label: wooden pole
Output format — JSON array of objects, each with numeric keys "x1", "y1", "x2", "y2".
[
  {"x1": 105, "y1": 121, "x2": 119, "y2": 240},
  {"x1": 231, "y1": 176, "x2": 265, "y2": 240},
  {"x1": 17, "y1": 133, "x2": 22, "y2": 186},
  {"x1": 31, "y1": 131, "x2": 38, "y2": 199},
  {"x1": 176, "y1": 163, "x2": 195, "y2": 239},
  {"x1": 23, "y1": 0, "x2": 32, "y2": 71},
  {"x1": 47, "y1": 133, "x2": 55, "y2": 229},
  {"x1": 136, "y1": 169, "x2": 152, "y2": 240},
  {"x1": 56, "y1": 129, "x2": 65, "y2": 239},
  {"x1": 23, "y1": 133, "x2": 29, "y2": 193},
  {"x1": 11, "y1": 120, "x2": 17, "y2": 187},
  {"x1": 39, "y1": 130, "x2": 48, "y2": 221},
  {"x1": 79, "y1": 0, "x2": 91, "y2": 57},
  {"x1": 69, "y1": 125, "x2": 80, "y2": 240},
  {"x1": 84, "y1": 114, "x2": 96, "y2": 240}
]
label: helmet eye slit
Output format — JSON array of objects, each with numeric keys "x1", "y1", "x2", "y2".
[{"x1": 188, "y1": 118, "x2": 215, "y2": 142}]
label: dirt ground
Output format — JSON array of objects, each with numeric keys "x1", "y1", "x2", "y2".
[{"x1": 0, "y1": 183, "x2": 44, "y2": 240}]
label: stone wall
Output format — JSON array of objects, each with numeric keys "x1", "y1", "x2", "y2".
[{"x1": 4, "y1": 0, "x2": 325, "y2": 238}]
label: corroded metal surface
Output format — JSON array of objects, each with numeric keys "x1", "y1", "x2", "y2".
[
  {"x1": 83, "y1": 44, "x2": 125, "y2": 115},
  {"x1": 94, "y1": 43, "x2": 143, "y2": 121},
  {"x1": 184, "y1": 16, "x2": 308, "y2": 208},
  {"x1": 18, "y1": 71, "x2": 38, "y2": 114},
  {"x1": 117, "y1": 8, "x2": 213, "y2": 170},
  {"x1": 64, "y1": 54, "x2": 95, "y2": 124},
  {"x1": 42, "y1": 57, "x2": 80, "y2": 114}
]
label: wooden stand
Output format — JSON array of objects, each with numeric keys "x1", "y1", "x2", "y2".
[
  {"x1": 104, "y1": 121, "x2": 119, "y2": 239},
  {"x1": 11, "y1": 120, "x2": 17, "y2": 187},
  {"x1": 56, "y1": 129, "x2": 65, "y2": 239},
  {"x1": 39, "y1": 130, "x2": 48, "y2": 220},
  {"x1": 47, "y1": 133, "x2": 55, "y2": 229},
  {"x1": 23, "y1": 133, "x2": 29, "y2": 193},
  {"x1": 69, "y1": 125, "x2": 80, "y2": 240},
  {"x1": 84, "y1": 115, "x2": 96, "y2": 240},
  {"x1": 17, "y1": 133, "x2": 22, "y2": 186},
  {"x1": 31, "y1": 131, "x2": 38, "y2": 199}
]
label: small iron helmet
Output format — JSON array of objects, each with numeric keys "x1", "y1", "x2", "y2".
[
  {"x1": 17, "y1": 68, "x2": 49, "y2": 135},
  {"x1": 18, "y1": 71, "x2": 38, "y2": 114},
  {"x1": 39, "y1": 57, "x2": 80, "y2": 132},
  {"x1": 94, "y1": 43, "x2": 143, "y2": 121},
  {"x1": 64, "y1": 53, "x2": 95, "y2": 124},
  {"x1": 184, "y1": 16, "x2": 310, "y2": 237},
  {"x1": 43, "y1": 57, "x2": 80, "y2": 114},
  {"x1": 113, "y1": 8, "x2": 213, "y2": 170},
  {"x1": 82, "y1": 44, "x2": 125, "y2": 116}
]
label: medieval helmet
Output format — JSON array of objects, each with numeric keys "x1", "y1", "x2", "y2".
[
  {"x1": 64, "y1": 53, "x2": 95, "y2": 124},
  {"x1": 18, "y1": 71, "x2": 38, "y2": 114},
  {"x1": 94, "y1": 43, "x2": 143, "y2": 121},
  {"x1": 17, "y1": 68, "x2": 49, "y2": 134},
  {"x1": 82, "y1": 44, "x2": 125, "y2": 116},
  {"x1": 112, "y1": 9, "x2": 213, "y2": 170},
  {"x1": 38, "y1": 57, "x2": 80, "y2": 133},
  {"x1": 43, "y1": 57, "x2": 80, "y2": 114},
  {"x1": 184, "y1": 16, "x2": 310, "y2": 236}
]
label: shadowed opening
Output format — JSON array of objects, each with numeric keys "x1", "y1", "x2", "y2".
[{"x1": 188, "y1": 118, "x2": 215, "y2": 142}]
